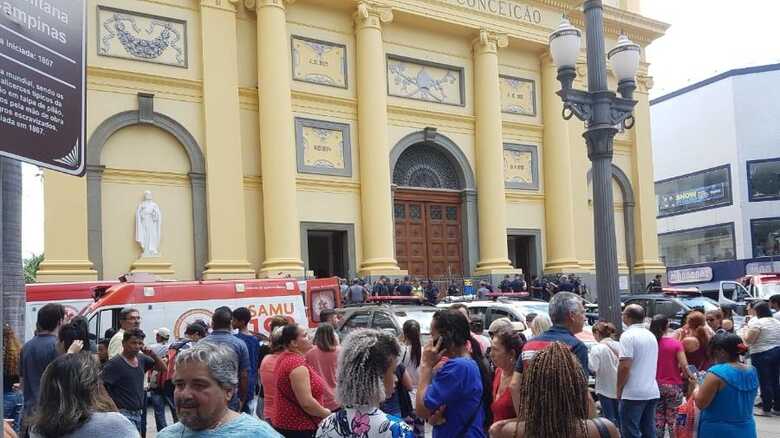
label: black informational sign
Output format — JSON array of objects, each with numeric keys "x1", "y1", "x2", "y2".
[{"x1": 0, "y1": 0, "x2": 86, "y2": 176}]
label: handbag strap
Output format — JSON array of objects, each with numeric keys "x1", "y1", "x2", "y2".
[{"x1": 592, "y1": 418, "x2": 612, "y2": 438}]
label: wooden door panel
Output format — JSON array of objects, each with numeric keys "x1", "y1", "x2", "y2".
[{"x1": 394, "y1": 190, "x2": 463, "y2": 279}]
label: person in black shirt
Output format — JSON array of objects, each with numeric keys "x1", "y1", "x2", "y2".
[
  {"x1": 371, "y1": 277, "x2": 390, "y2": 296},
  {"x1": 447, "y1": 282, "x2": 459, "y2": 296},
  {"x1": 102, "y1": 328, "x2": 166, "y2": 435},
  {"x1": 499, "y1": 275, "x2": 512, "y2": 293},
  {"x1": 424, "y1": 280, "x2": 440, "y2": 305},
  {"x1": 646, "y1": 274, "x2": 663, "y2": 292},
  {"x1": 396, "y1": 277, "x2": 413, "y2": 296},
  {"x1": 510, "y1": 274, "x2": 525, "y2": 292}
]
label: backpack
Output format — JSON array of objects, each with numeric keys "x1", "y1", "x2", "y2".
[{"x1": 157, "y1": 341, "x2": 190, "y2": 387}]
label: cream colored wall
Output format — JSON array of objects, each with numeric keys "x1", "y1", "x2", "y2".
[{"x1": 99, "y1": 125, "x2": 195, "y2": 280}]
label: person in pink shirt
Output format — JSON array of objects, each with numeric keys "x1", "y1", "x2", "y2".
[
  {"x1": 304, "y1": 323, "x2": 340, "y2": 410},
  {"x1": 259, "y1": 316, "x2": 290, "y2": 425},
  {"x1": 650, "y1": 315, "x2": 693, "y2": 438}
]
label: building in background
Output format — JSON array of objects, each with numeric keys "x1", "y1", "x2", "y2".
[
  {"x1": 651, "y1": 63, "x2": 780, "y2": 289},
  {"x1": 37, "y1": 0, "x2": 666, "y2": 292}
]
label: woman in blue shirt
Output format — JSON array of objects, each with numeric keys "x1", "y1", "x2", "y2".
[
  {"x1": 415, "y1": 310, "x2": 492, "y2": 438},
  {"x1": 695, "y1": 333, "x2": 758, "y2": 438}
]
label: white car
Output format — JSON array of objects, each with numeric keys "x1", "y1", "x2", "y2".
[{"x1": 437, "y1": 299, "x2": 532, "y2": 338}]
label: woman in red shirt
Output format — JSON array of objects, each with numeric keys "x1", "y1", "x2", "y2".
[
  {"x1": 489, "y1": 327, "x2": 525, "y2": 422},
  {"x1": 273, "y1": 324, "x2": 331, "y2": 438}
]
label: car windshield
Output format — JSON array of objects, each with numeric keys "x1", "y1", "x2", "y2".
[
  {"x1": 757, "y1": 283, "x2": 780, "y2": 299},
  {"x1": 395, "y1": 310, "x2": 436, "y2": 334},
  {"x1": 678, "y1": 296, "x2": 720, "y2": 312}
]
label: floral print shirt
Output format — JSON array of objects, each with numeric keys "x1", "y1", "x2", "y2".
[{"x1": 316, "y1": 407, "x2": 414, "y2": 438}]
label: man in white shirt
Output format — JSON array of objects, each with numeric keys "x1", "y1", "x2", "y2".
[
  {"x1": 770, "y1": 294, "x2": 780, "y2": 321},
  {"x1": 617, "y1": 304, "x2": 660, "y2": 438}
]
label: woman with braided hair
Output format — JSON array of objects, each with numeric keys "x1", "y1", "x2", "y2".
[
  {"x1": 490, "y1": 342, "x2": 619, "y2": 438},
  {"x1": 315, "y1": 329, "x2": 414, "y2": 438}
]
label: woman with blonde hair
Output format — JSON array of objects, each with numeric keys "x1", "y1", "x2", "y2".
[
  {"x1": 29, "y1": 352, "x2": 138, "y2": 438},
  {"x1": 530, "y1": 314, "x2": 552, "y2": 338}
]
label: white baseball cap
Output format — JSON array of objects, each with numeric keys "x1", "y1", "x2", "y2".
[{"x1": 154, "y1": 327, "x2": 171, "y2": 339}]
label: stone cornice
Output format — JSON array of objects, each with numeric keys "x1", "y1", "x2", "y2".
[
  {"x1": 506, "y1": 190, "x2": 544, "y2": 202},
  {"x1": 102, "y1": 168, "x2": 191, "y2": 187},
  {"x1": 243, "y1": 0, "x2": 296, "y2": 11},
  {"x1": 389, "y1": 0, "x2": 667, "y2": 47},
  {"x1": 242, "y1": 175, "x2": 361, "y2": 192},
  {"x1": 86, "y1": 66, "x2": 203, "y2": 101}
]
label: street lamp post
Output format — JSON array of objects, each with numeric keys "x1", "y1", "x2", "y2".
[{"x1": 548, "y1": 0, "x2": 641, "y2": 329}]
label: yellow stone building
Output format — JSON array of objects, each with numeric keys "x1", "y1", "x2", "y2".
[{"x1": 39, "y1": 0, "x2": 668, "y2": 291}]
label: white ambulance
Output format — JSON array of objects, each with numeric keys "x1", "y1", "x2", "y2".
[
  {"x1": 77, "y1": 276, "x2": 340, "y2": 341},
  {"x1": 25, "y1": 281, "x2": 117, "y2": 341}
]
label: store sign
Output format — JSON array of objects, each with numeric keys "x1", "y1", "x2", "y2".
[
  {"x1": 746, "y1": 261, "x2": 780, "y2": 275},
  {"x1": 0, "y1": 0, "x2": 86, "y2": 175},
  {"x1": 448, "y1": 0, "x2": 543, "y2": 24},
  {"x1": 668, "y1": 267, "x2": 713, "y2": 284},
  {"x1": 659, "y1": 183, "x2": 725, "y2": 214}
]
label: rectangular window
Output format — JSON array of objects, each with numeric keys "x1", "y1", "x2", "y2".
[
  {"x1": 751, "y1": 217, "x2": 780, "y2": 257},
  {"x1": 747, "y1": 158, "x2": 780, "y2": 202},
  {"x1": 655, "y1": 165, "x2": 732, "y2": 218},
  {"x1": 658, "y1": 223, "x2": 736, "y2": 267}
]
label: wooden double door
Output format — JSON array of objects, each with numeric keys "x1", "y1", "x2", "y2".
[{"x1": 394, "y1": 189, "x2": 463, "y2": 279}]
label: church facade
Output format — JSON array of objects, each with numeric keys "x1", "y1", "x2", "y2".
[{"x1": 39, "y1": 0, "x2": 668, "y2": 290}]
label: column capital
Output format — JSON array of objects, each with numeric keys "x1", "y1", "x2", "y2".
[
  {"x1": 636, "y1": 74, "x2": 654, "y2": 93},
  {"x1": 472, "y1": 29, "x2": 508, "y2": 55},
  {"x1": 354, "y1": 1, "x2": 393, "y2": 31},
  {"x1": 243, "y1": 0, "x2": 295, "y2": 11}
]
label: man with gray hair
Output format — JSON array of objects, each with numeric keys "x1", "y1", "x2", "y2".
[
  {"x1": 509, "y1": 292, "x2": 589, "y2": 411},
  {"x1": 157, "y1": 342, "x2": 281, "y2": 437}
]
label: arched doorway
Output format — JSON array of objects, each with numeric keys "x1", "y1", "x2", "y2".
[{"x1": 390, "y1": 129, "x2": 477, "y2": 279}]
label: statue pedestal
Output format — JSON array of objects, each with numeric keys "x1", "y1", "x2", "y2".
[{"x1": 130, "y1": 257, "x2": 175, "y2": 279}]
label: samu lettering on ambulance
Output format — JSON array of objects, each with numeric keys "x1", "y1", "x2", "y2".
[{"x1": 247, "y1": 302, "x2": 295, "y2": 318}]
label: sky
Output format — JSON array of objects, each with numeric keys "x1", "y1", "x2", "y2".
[{"x1": 19, "y1": 0, "x2": 780, "y2": 259}]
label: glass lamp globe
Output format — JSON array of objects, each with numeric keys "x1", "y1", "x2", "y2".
[
  {"x1": 608, "y1": 34, "x2": 641, "y2": 82},
  {"x1": 549, "y1": 18, "x2": 581, "y2": 68}
]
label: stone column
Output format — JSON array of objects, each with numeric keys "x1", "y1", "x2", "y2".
[
  {"x1": 37, "y1": 171, "x2": 98, "y2": 281},
  {"x1": 631, "y1": 74, "x2": 666, "y2": 287},
  {"x1": 540, "y1": 55, "x2": 580, "y2": 273},
  {"x1": 354, "y1": 1, "x2": 404, "y2": 276},
  {"x1": 199, "y1": 0, "x2": 254, "y2": 279},
  {"x1": 253, "y1": 0, "x2": 304, "y2": 277},
  {"x1": 472, "y1": 29, "x2": 516, "y2": 279}
]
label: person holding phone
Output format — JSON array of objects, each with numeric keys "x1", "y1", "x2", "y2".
[{"x1": 415, "y1": 310, "x2": 492, "y2": 438}]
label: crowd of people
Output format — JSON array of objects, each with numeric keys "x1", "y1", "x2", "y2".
[
  {"x1": 2, "y1": 291, "x2": 779, "y2": 438},
  {"x1": 339, "y1": 273, "x2": 588, "y2": 305}
]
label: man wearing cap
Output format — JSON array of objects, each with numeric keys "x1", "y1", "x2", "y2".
[{"x1": 147, "y1": 327, "x2": 174, "y2": 432}]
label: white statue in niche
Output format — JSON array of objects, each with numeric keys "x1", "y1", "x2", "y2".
[{"x1": 136, "y1": 190, "x2": 162, "y2": 257}]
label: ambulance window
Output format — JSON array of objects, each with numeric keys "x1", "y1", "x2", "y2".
[{"x1": 97, "y1": 309, "x2": 116, "y2": 340}]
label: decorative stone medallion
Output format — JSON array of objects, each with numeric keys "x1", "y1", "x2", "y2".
[
  {"x1": 500, "y1": 75, "x2": 536, "y2": 116},
  {"x1": 291, "y1": 36, "x2": 348, "y2": 88},
  {"x1": 503, "y1": 144, "x2": 539, "y2": 190},
  {"x1": 98, "y1": 6, "x2": 187, "y2": 68},
  {"x1": 387, "y1": 55, "x2": 464, "y2": 106},
  {"x1": 295, "y1": 118, "x2": 352, "y2": 177}
]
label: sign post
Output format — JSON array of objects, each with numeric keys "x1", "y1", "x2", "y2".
[{"x1": 0, "y1": 0, "x2": 87, "y2": 423}]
